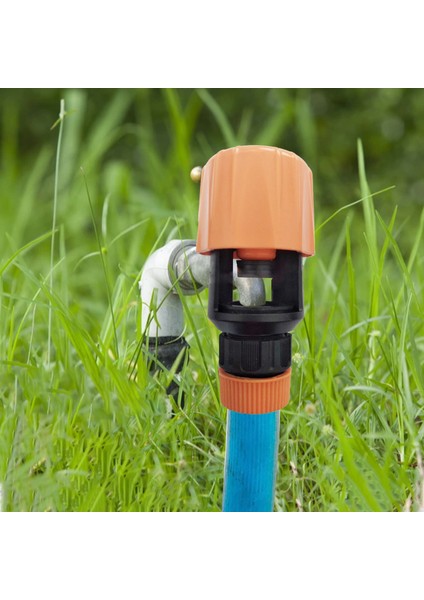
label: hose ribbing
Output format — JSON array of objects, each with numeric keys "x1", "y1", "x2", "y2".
[{"x1": 222, "y1": 410, "x2": 280, "y2": 512}]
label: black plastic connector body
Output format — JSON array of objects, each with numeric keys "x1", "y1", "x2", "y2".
[
  {"x1": 148, "y1": 336, "x2": 189, "y2": 403},
  {"x1": 219, "y1": 333, "x2": 291, "y2": 378},
  {"x1": 208, "y1": 249, "x2": 303, "y2": 336},
  {"x1": 209, "y1": 249, "x2": 302, "y2": 379},
  {"x1": 148, "y1": 336, "x2": 188, "y2": 370}
]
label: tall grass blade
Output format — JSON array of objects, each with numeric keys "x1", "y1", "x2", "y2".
[{"x1": 48, "y1": 99, "x2": 66, "y2": 368}]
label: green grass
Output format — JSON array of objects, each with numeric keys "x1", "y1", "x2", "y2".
[{"x1": 0, "y1": 89, "x2": 423, "y2": 511}]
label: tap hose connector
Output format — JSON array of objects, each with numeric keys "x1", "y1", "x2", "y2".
[{"x1": 196, "y1": 145, "x2": 315, "y2": 415}]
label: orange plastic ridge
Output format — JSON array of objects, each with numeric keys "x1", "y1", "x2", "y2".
[
  {"x1": 218, "y1": 368, "x2": 291, "y2": 414},
  {"x1": 197, "y1": 145, "x2": 314, "y2": 258},
  {"x1": 237, "y1": 249, "x2": 276, "y2": 261}
]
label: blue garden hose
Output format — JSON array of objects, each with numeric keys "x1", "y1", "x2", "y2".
[{"x1": 223, "y1": 410, "x2": 280, "y2": 512}]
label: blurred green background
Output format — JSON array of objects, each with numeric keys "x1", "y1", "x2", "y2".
[
  {"x1": 2, "y1": 88, "x2": 423, "y2": 261},
  {"x1": 1, "y1": 89, "x2": 423, "y2": 511},
  {"x1": 2, "y1": 89, "x2": 423, "y2": 215}
]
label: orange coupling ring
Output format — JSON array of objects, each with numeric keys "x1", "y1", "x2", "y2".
[
  {"x1": 197, "y1": 145, "x2": 314, "y2": 257},
  {"x1": 219, "y1": 368, "x2": 291, "y2": 414}
]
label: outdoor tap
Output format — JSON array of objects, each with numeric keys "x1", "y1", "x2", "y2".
[
  {"x1": 171, "y1": 242, "x2": 266, "y2": 307},
  {"x1": 139, "y1": 238, "x2": 266, "y2": 402},
  {"x1": 140, "y1": 240, "x2": 266, "y2": 340}
]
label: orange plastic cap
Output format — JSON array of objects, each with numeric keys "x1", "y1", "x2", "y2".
[
  {"x1": 196, "y1": 145, "x2": 314, "y2": 257},
  {"x1": 219, "y1": 367, "x2": 291, "y2": 414}
]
